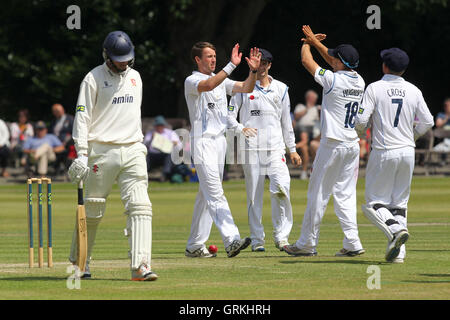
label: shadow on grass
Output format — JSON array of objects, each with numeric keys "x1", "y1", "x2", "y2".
[
  {"x1": 401, "y1": 273, "x2": 450, "y2": 284},
  {"x1": 279, "y1": 259, "x2": 391, "y2": 265},
  {"x1": 0, "y1": 276, "x2": 130, "y2": 282},
  {"x1": 0, "y1": 276, "x2": 68, "y2": 281},
  {"x1": 402, "y1": 280, "x2": 450, "y2": 284},
  {"x1": 409, "y1": 249, "x2": 450, "y2": 252}
]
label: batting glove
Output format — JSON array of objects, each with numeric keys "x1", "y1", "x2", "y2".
[{"x1": 68, "y1": 155, "x2": 89, "y2": 184}]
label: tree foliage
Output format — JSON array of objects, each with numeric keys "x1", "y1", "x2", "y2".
[{"x1": 0, "y1": 0, "x2": 449, "y2": 122}]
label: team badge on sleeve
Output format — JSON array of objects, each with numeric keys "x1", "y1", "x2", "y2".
[
  {"x1": 319, "y1": 68, "x2": 326, "y2": 76},
  {"x1": 358, "y1": 107, "x2": 365, "y2": 114},
  {"x1": 76, "y1": 105, "x2": 85, "y2": 112},
  {"x1": 228, "y1": 105, "x2": 235, "y2": 112}
]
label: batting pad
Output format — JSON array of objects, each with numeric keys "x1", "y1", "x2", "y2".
[
  {"x1": 125, "y1": 212, "x2": 152, "y2": 270},
  {"x1": 362, "y1": 204, "x2": 394, "y2": 241}
]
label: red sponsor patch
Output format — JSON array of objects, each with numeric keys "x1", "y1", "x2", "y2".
[
  {"x1": 131, "y1": 79, "x2": 136, "y2": 86},
  {"x1": 249, "y1": 95, "x2": 255, "y2": 100},
  {"x1": 93, "y1": 164, "x2": 99, "y2": 173}
]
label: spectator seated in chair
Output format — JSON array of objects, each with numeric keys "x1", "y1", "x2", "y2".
[
  {"x1": 22, "y1": 121, "x2": 65, "y2": 177},
  {"x1": 143, "y1": 115, "x2": 182, "y2": 182}
]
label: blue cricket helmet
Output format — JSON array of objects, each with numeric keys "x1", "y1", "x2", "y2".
[{"x1": 102, "y1": 31, "x2": 135, "y2": 63}]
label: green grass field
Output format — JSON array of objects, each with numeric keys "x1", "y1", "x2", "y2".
[{"x1": 0, "y1": 177, "x2": 449, "y2": 300}]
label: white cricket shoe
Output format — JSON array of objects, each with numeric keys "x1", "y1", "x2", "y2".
[
  {"x1": 226, "y1": 237, "x2": 251, "y2": 258},
  {"x1": 335, "y1": 248, "x2": 366, "y2": 257},
  {"x1": 275, "y1": 240, "x2": 290, "y2": 251},
  {"x1": 185, "y1": 247, "x2": 217, "y2": 258},
  {"x1": 283, "y1": 244, "x2": 317, "y2": 256},
  {"x1": 131, "y1": 263, "x2": 158, "y2": 281},
  {"x1": 391, "y1": 258, "x2": 404, "y2": 264},
  {"x1": 385, "y1": 230, "x2": 409, "y2": 262},
  {"x1": 251, "y1": 244, "x2": 265, "y2": 252}
]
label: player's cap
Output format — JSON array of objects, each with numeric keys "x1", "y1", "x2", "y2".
[
  {"x1": 328, "y1": 44, "x2": 359, "y2": 69},
  {"x1": 35, "y1": 121, "x2": 46, "y2": 130},
  {"x1": 103, "y1": 31, "x2": 135, "y2": 62},
  {"x1": 259, "y1": 48, "x2": 273, "y2": 62},
  {"x1": 380, "y1": 48, "x2": 409, "y2": 72},
  {"x1": 154, "y1": 115, "x2": 167, "y2": 126}
]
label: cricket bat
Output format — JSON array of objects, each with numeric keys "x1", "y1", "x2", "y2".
[{"x1": 76, "y1": 181, "x2": 88, "y2": 272}]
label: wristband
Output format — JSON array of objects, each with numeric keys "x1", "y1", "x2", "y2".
[
  {"x1": 251, "y1": 69, "x2": 257, "y2": 73},
  {"x1": 222, "y1": 62, "x2": 236, "y2": 75}
]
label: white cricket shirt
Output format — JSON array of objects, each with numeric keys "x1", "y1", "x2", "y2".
[
  {"x1": 184, "y1": 71, "x2": 236, "y2": 138},
  {"x1": 356, "y1": 74, "x2": 434, "y2": 150},
  {"x1": 314, "y1": 66, "x2": 365, "y2": 143},
  {"x1": 72, "y1": 63, "x2": 143, "y2": 155},
  {"x1": 227, "y1": 76, "x2": 296, "y2": 152}
]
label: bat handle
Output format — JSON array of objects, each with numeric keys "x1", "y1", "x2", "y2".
[{"x1": 78, "y1": 181, "x2": 84, "y2": 205}]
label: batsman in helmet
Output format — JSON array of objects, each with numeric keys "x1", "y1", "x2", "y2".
[{"x1": 68, "y1": 31, "x2": 157, "y2": 281}]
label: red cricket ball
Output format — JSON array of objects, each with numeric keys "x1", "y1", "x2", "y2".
[{"x1": 208, "y1": 245, "x2": 218, "y2": 254}]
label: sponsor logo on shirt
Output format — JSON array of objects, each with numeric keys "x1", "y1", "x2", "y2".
[
  {"x1": 358, "y1": 107, "x2": 365, "y2": 114},
  {"x1": 103, "y1": 81, "x2": 112, "y2": 88},
  {"x1": 318, "y1": 68, "x2": 326, "y2": 76},
  {"x1": 342, "y1": 89, "x2": 364, "y2": 97},
  {"x1": 131, "y1": 79, "x2": 136, "y2": 86},
  {"x1": 76, "y1": 105, "x2": 85, "y2": 112},
  {"x1": 207, "y1": 103, "x2": 215, "y2": 109},
  {"x1": 112, "y1": 94, "x2": 134, "y2": 104},
  {"x1": 228, "y1": 105, "x2": 235, "y2": 112},
  {"x1": 250, "y1": 110, "x2": 261, "y2": 116}
]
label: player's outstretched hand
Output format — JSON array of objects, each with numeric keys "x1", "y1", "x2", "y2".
[
  {"x1": 301, "y1": 25, "x2": 325, "y2": 45},
  {"x1": 245, "y1": 47, "x2": 261, "y2": 71},
  {"x1": 289, "y1": 152, "x2": 302, "y2": 167},
  {"x1": 231, "y1": 43, "x2": 243, "y2": 66}
]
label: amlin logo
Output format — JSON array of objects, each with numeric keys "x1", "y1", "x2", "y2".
[{"x1": 112, "y1": 94, "x2": 134, "y2": 104}]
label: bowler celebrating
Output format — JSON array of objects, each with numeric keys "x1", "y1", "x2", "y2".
[
  {"x1": 68, "y1": 31, "x2": 157, "y2": 281},
  {"x1": 184, "y1": 42, "x2": 260, "y2": 258},
  {"x1": 227, "y1": 48, "x2": 301, "y2": 252},
  {"x1": 356, "y1": 48, "x2": 434, "y2": 263},
  {"x1": 284, "y1": 26, "x2": 365, "y2": 257}
]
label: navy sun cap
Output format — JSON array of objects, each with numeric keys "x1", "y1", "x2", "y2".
[
  {"x1": 328, "y1": 44, "x2": 359, "y2": 69},
  {"x1": 380, "y1": 48, "x2": 409, "y2": 72},
  {"x1": 259, "y1": 48, "x2": 273, "y2": 62}
]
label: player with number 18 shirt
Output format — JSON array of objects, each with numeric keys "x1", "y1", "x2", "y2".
[{"x1": 283, "y1": 25, "x2": 365, "y2": 257}]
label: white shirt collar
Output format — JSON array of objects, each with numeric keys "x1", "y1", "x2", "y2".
[{"x1": 382, "y1": 74, "x2": 404, "y2": 81}]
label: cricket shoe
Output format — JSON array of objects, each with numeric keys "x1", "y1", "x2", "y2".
[
  {"x1": 80, "y1": 263, "x2": 91, "y2": 279},
  {"x1": 335, "y1": 248, "x2": 366, "y2": 257},
  {"x1": 185, "y1": 247, "x2": 217, "y2": 258},
  {"x1": 226, "y1": 237, "x2": 251, "y2": 258},
  {"x1": 385, "y1": 230, "x2": 409, "y2": 262},
  {"x1": 251, "y1": 244, "x2": 265, "y2": 252},
  {"x1": 391, "y1": 257, "x2": 404, "y2": 264},
  {"x1": 283, "y1": 244, "x2": 317, "y2": 256},
  {"x1": 131, "y1": 263, "x2": 158, "y2": 281},
  {"x1": 275, "y1": 240, "x2": 289, "y2": 251}
]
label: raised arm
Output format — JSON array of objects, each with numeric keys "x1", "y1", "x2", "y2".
[
  {"x1": 301, "y1": 43, "x2": 320, "y2": 76},
  {"x1": 301, "y1": 25, "x2": 334, "y2": 68},
  {"x1": 232, "y1": 47, "x2": 261, "y2": 94}
]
